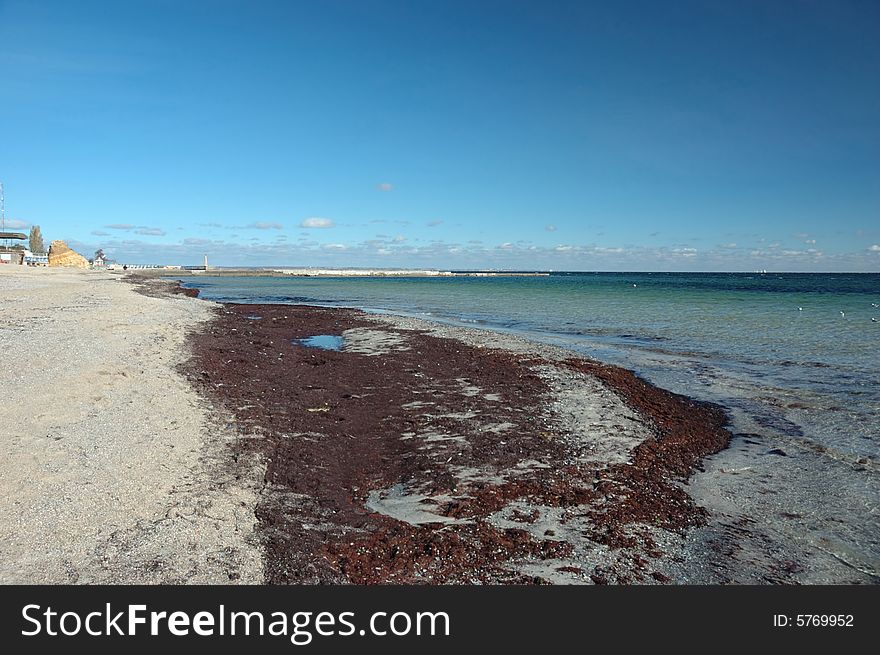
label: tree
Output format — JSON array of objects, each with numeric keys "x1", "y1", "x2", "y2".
[{"x1": 28, "y1": 225, "x2": 45, "y2": 254}]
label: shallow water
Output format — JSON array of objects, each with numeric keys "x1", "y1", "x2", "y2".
[
  {"x1": 182, "y1": 272, "x2": 879, "y2": 582},
  {"x1": 295, "y1": 334, "x2": 344, "y2": 351}
]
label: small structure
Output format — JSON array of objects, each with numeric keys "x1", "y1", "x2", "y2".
[
  {"x1": 0, "y1": 250, "x2": 24, "y2": 265},
  {"x1": 24, "y1": 250, "x2": 49, "y2": 266},
  {"x1": 0, "y1": 232, "x2": 28, "y2": 265}
]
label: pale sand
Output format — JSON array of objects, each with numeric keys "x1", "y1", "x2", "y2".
[{"x1": 0, "y1": 266, "x2": 263, "y2": 583}]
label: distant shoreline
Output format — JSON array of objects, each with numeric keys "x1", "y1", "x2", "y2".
[{"x1": 128, "y1": 267, "x2": 551, "y2": 278}]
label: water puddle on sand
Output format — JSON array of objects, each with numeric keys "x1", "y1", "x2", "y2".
[{"x1": 295, "y1": 335, "x2": 345, "y2": 351}]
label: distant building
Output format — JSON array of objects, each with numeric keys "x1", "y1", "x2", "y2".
[
  {"x1": 23, "y1": 249, "x2": 48, "y2": 266},
  {"x1": 0, "y1": 248, "x2": 25, "y2": 265}
]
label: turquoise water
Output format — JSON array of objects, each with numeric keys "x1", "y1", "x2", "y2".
[
  {"x1": 296, "y1": 334, "x2": 345, "y2": 351},
  {"x1": 181, "y1": 272, "x2": 880, "y2": 581}
]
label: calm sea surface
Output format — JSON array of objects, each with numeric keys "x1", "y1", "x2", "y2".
[{"x1": 181, "y1": 272, "x2": 880, "y2": 582}]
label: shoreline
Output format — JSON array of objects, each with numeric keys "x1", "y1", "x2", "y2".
[
  {"x1": 8, "y1": 268, "x2": 857, "y2": 583},
  {"x1": 179, "y1": 277, "x2": 880, "y2": 584},
  {"x1": 13, "y1": 268, "x2": 850, "y2": 583},
  {"x1": 177, "y1": 279, "x2": 733, "y2": 584}
]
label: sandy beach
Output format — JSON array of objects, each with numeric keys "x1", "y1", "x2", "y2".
[
  {"x1": 0, "y1": 266, "x2": 736, "y2": 584},
  {"x1": 0, "y1": 266, "x2": 263, "y2": 583}
]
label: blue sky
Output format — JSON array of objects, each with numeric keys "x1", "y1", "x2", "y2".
[{"x1": 1, "y1": 0, "x2": 878, "y2": 270}]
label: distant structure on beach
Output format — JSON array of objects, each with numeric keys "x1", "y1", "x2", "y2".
[
  {"x1": 0, "y1": 183, "x2": 43, "y2": 265},
  {"x1": 23, "y1": 250, "x2": 48, "y2": 266},
  {"x1": 0, "y1": 181, "x2": 24, "y2": 261},
  {"x1": 0, "y1": 225, "x2": 29, "y2": 266}
]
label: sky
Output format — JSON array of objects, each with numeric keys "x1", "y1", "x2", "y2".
[{"x1": 1, "y1": 0, "x2": 878, "y2": 271}]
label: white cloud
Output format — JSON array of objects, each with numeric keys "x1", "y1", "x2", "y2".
[
  {"x1": 370, "y1": 218, "x2": 410, "y2": 226},
  {"x1": 545, "y1": 224, "x2": 557, "y2": 232},
  {"x1": 247, "y1": 221, "x2": 283, "y2": 230},
  {"x1": 427, "y1": 219, "x2": 443, "y2": 227},
  {"x1": 869, "y1": 244, "x2": 880, "y2": 252},
  {"x1": 392, "y1": 235, "x2": 406, "y2": 243},
  {"x1": 323, "y1": 243, "x2": 347, "y2": 250},
  {"x1": 2, "y1": 219, "x2": 29, "y2": 229},
  {"x1": 376, "y1": 183, "x2": 393, "y2": 192},
  {"x1": 91, "y1": 230, "x2": 109, "y2": 236},
  {"x1": 106, "y1": 223, "x2": 166, "y2": 236},
  {"x1": 300, "y1": 217, "x2": 335, "y2": 229},
  {"x1": 134, "y1": 227, "x2": 166, "y2": 236}
]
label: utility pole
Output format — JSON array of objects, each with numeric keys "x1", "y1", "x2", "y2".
[{"x1": 1, "y1": 182, "x2": 6, "y2": 248}]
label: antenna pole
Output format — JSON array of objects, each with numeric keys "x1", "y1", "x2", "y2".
[{"x1": 1, "y1": 182, "x2": 6, "y2": 248}]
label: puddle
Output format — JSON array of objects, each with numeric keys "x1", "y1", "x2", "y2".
[
  {"x1": 246, "y1": 315, "x2": 262, "y2": 320},
  {"x1": 295, "y1": 334, "x2": 345, "y2": 351}
]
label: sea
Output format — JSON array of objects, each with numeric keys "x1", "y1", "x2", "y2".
[{"x1": 180, "y1": 271, "x2": 879, "y2": 583}]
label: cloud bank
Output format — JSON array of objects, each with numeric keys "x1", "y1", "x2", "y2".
[
  {"x1": 68, "y1": 234, "x2": 880, "y2": 272},
  {"x1": 299, "y1": 217, "x2": 335, "y2": 229}
]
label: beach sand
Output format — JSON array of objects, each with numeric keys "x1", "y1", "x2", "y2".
[
  {"x1": 0, "y1": 266, "x2": 263, "y2": 583},
  {"x1": 1, "y1": 267, "x2": 732, "y2": 584}
]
